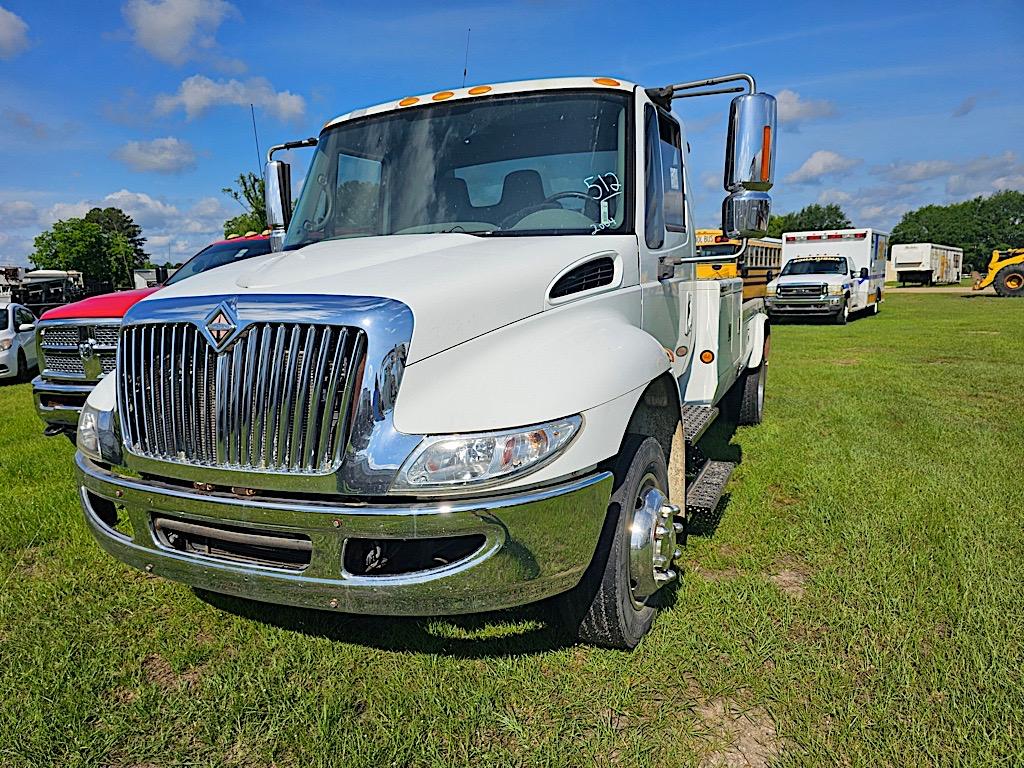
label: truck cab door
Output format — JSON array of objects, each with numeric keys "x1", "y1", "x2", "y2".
[{"x1": 637, "y1": 98, "x2": 692, "y2": 382}]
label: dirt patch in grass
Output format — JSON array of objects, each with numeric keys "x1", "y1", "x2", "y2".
[
  {"x1": 769, "y1": 557, "x2": 810, "y2": 598},
  {"x1": 832, "y1": 358, "x2": 862, "y2": 366},
  {"x1": 696, "y1": 698, "x2": 784, "y2": 768},
  {"x1": 691, "y1": 564, "x2": 741, "y2": 582},
  {"x1": 142, "y1": 654, "x2": 206, "y2": 691},
  {"x1": 768, "y1": 485, "x2": 800, "y2": 507}
]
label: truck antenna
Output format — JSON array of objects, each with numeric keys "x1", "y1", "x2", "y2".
[
  {"x1": 250, "y1": 104, "x2": 262, "y2": 174},
  {"x1": 462, "y1": 28, "x2": 471, "y2": 87}
]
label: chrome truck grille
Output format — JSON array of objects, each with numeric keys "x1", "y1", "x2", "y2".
[
  {"x1": 777, "y1": 283, "x2": 827, "y2": 298},
  {"x1": 119, "y1": 322, "x2": 366, "y2": 474},
  {"x1": 38, "y1": 321, "x2": 119, "y2": 382}
]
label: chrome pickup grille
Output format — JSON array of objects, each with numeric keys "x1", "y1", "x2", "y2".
[
  {"x1": 38, "y1": 321, "x2": 119, "y2": 382},
  {"x1": 777, "y1": 283, "x2": 827, "y2": 298},
  {"x1": 119, "y1": 322, "x2": 366, "y2": 474}
]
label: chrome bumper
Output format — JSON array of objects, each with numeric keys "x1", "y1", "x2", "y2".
[
  {"x1": 766, "y1": 296, "x2": 843, "y2": 315},
  {"x1": 32, "y1": 375, "x2": 94, "y2": 428},
  {"x1": 76, "y1": 453, "x2": 613, "y2": 616}
]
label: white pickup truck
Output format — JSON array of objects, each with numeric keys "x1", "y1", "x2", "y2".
[{"x1": 75, "y1": 75, "x2": 777, "y2": 648}]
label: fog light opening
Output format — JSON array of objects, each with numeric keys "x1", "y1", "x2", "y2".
[{"x1": 343, "y1": 535, "x2": 486, "y2": 577}]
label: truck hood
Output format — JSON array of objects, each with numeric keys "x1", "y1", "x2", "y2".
[
  {"x1": 41, "y1": 287, "x2": 160, "y2": 320},
  {"x1": 145, "y1": 233, "x2": 635, "y2": 363},
  {"x1": 772, "y1": 274, "x2": 849, "y2": 287}
]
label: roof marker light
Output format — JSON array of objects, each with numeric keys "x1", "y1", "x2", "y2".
[
  {"x1": 593, "y1": 77, "x2": 620, "y2": 86},
  {"x1": 468, "y1": 85, "x2": 492, "y2": 95},
  {"x1": 398, "y1": 97, "x2": 419, "y2": 107},
  {"x1": 432, "y1": 91, "x2": 455, "y2": 101}
]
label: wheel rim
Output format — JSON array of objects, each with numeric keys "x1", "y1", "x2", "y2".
[
  {"x1": 627, "y1": 473, "x2": 679, "y2": 608},
  {"x1": 1007, "y1": 274, "x2": 1023, "y2": 290}
]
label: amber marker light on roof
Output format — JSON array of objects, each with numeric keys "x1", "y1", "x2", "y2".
[
  {"x1": 398, "y1": 97, "x2": 419, "y2": 107},
  {"x1": 432, "y1": 91, "x2": 455, "y2": 101},
  {"x1": 468, "y1": 85, "x2": 492, "y2": 95},
  {"x1": 699, "y1": 350, "x2": 715, "y2": 364},
  {"x1": 593, "y1": 77, "x2": 620, "y2": 86}
]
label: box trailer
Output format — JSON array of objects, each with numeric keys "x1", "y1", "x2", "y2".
[
  {"x1": 767, "y1": 229, "x2": 888, "y2": 323},
  {"x1": 892, "y1": 243, "x2": 962, "y2": 285}
]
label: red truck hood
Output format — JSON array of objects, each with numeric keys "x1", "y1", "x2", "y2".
[{"x1": 41, "y1": 287, "x2": 161, "y2": 320}]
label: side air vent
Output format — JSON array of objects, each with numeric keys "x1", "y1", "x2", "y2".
[{"x1": 549, "y1": 257, "x2": 615, "y2": 299}]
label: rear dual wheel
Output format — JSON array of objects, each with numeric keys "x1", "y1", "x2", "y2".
[{"x1": 561, "y1": 436, "x2": 681, "y2": 649}]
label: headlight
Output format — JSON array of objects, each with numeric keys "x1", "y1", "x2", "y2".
[
  {"x1": 393, "y1": 416, "x2": 581, "y2": 491},
  {"x1": 765, "y1": 285, "x2": 777, "y2": 296},
  {"x1": 828, "y1": 285, "x2": 845, "y2": 295},
  {"x1": 0, "y1": 338, "x2": 11, "y2": 351},
  {"x1": 77, "y1": 403, "x2": 102, "y2": 461},
  {"x1": 77, "y1": 401, "x2": 122, "y2": 464}
]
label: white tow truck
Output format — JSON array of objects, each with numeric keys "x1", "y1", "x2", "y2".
[
  {"x1": 767, "y1": 228, "x2": 888, "y2": 324},
  {"x1": 75, "y1": 74, "x2": 778, "y2": 648}
]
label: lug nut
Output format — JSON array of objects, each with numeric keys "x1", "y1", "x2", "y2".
[
  {"x1": 656, "y1": 525, "x2": 670, "y2": 539},
  {"x1": 673, "y1": 521, "x2": 685, "y2": 534},
  {"x1": 674, "y1": 548, "x2": 683, "y2": 559},
  {"x1": 654, "y1": 554, "x2": 668, "y2": 568}
]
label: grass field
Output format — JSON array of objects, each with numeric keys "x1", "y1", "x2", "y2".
[{"x1": 2, "y1": 293, "x2": 1022, "y2": 767}]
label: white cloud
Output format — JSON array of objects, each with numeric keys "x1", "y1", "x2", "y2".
[
  {"x1": 0, "y1": 199, "x2": 38, "y2": 227},
  {"x1": 945, "y1": 151, "x2": 1024, "y2": 197},
  {"x1": 122, "y1": 0, "x2": 236, "y2": 66},
  {"x1": 44, "y1": 200, "x2": 93, "y2": 223},
  {"x1": 114, "y1": 137, "x2": 198, "y2": 173},
  {"x1": 0, "y1": 5, "x2": 29, "y2": 60},
  {"x1": 776, "y1": 89, "x2": 836, "y2": 130},
  {"x1": 873, "y1": 159, "x2": 955, "y2": 183},
  {"x1": 785, "y1": 150, "x2": 861, "y2": 184},
  {"x1": 102, "y1": 189, "x2": 180, "y2": 228},
  {"x1": 155, "y1": 75, "x2": 305, "y2": 121},
  {"x1": 871, "y1": 151, "x2": 1024, "y2": 198}
]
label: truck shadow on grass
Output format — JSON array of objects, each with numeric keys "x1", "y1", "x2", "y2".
[{"x1": 195, "y1": 588, "x2": 581, "y2": 657}]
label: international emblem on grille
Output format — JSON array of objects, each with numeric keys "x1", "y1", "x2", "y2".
[{"x1": 204, "y1": 303, "x2": 238, "y2": 349}]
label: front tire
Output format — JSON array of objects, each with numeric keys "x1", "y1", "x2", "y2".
[
  {"x1": 562, "y1": 436, "x2": 676, "y2": 649},
  {"x1": 738, "y1": 338, "x2": 768, "y2": 426},
  {"x1": 994, "y1": 264, "x2": 1024, "y2": 297},
  {"x1": 834, "y1": 299, "x2": 849, "y2": 325},
  {"x1": 16, "y1": 350, "x2": 28, "y2": 381}
]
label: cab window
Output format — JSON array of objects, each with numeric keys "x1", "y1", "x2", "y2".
[
  {"x1": 643, "y1": 105, "x2": 664, "y2": 249},
  {"x1": 658, "y1": 113, "x2": 685, "y2": 231}
]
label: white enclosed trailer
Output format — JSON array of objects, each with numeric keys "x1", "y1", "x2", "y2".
[{"x1": 891, "y1": 243, "x2": 962, "y2": 285}]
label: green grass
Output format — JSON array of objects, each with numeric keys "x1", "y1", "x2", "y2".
[{"x1": 2, "y1": 293, "x2": 1022, "y2": 767}]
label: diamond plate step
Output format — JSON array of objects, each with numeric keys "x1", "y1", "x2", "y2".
[
  {"x1": 680, "y1": 404, "x2": 719, "y2": 445},
  {"x1": 685, "y1": 459, "x2": 735, "y2": 517}
]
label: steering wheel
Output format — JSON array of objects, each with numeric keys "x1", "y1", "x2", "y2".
[{"x1": 499, "y1": 190, "x2": 593, "y2": 229}]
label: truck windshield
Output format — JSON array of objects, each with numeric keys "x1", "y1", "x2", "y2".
[
  {"x1": 781, "y1": 258, "x2": 847, "y2": 276},
  {"x1": 283, "y1": 91, "x2": 630, "y2": 249},
  {"x1": 164, "y1": 238, "x2": 272, "y2": 286}
]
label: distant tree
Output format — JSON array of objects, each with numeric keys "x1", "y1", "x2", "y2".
[
  {"x1": 84, "y1": 207, "x2": 147, "y2": 264},
  {"x1": 30, "y1": 218, "x2": 136, "y2": 286},
  {"x1": 222, "y1": 172, "x2": 267, "y2": 236},
  {"x1": 891, "y1": 190, "x2": 1024, "y2": 271},
  {"x1": 767, "y1": 203, "x2": 852, "y2": 238}
]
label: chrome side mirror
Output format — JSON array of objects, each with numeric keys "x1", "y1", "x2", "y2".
[
  {"x1": 722, "y1": 190, "x2": 771, "y2": 239},
  {"x1": 265, "y1": 159, "x2": 292, "y2": 252},
  {"x1": 724, "y1": 93, "x2": 777, "y2": 192},
  {"x1": 18, "y1": 323, "x2": 34, "y2": 332},
  {"x1": 722, "y1": 92, "x2": 777, "y2": 238}
]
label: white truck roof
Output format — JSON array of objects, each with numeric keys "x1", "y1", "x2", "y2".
[{"x1": 324, "y1": 76, "x2": 636, "y2": 130}]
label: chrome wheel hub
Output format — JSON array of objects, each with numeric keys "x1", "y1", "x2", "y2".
[{"x1": 628, "y1": 475, "x2": 683, "y2": 606}]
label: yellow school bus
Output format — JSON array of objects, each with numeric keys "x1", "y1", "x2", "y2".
[{"x1": 695, "y1": 229, "x2": 782, "y2": 300}]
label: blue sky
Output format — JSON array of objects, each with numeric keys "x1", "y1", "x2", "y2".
[{"x1": 1, "y1": 0, "x2": 1022, "y2": 266}]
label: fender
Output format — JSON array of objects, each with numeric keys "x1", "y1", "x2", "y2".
[
  {"x1": 745, "y1": 310, "x2": 770, "y2": 369},
  {"x1": 394, "y1": 289, "x2": 671, "y2": 435}
]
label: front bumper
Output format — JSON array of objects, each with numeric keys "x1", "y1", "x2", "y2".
[
  {"x1": 76, "y1": 453, "x2": 613, "y2": 616},
  {"x1": 32, "y1": 376, "x2": 93, "y2": 428},
  {"x1": 766, "y1": 295, "x2": 844, "y2": 315},
  {"x1": 0, "y1": 346, "x2": 15, "y2": 378}
]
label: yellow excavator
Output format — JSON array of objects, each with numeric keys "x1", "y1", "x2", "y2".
[{"x1": 974, "y1": 249, "x2": 1024, "y2": 297}]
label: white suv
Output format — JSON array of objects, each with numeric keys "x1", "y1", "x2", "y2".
[{"x1": 0, "y1": 303, "x2": 38, "y2": 380}]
